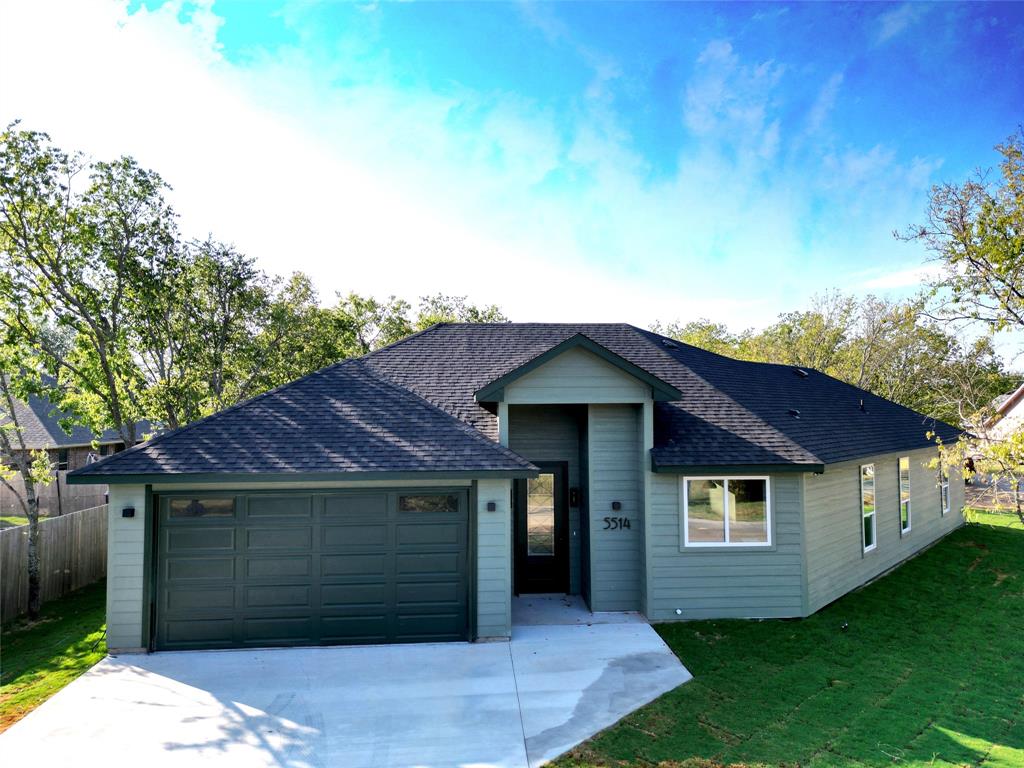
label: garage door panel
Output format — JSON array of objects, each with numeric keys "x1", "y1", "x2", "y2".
[
  {"x1": 247, "y1": 495, "x2": 313, "y2": 518},
  {"x1": 246, "y1": 526, "x2": 312, "y2": 550},
  {"x1": 165, "y1": 586, "x2": 236, "y2": 611},
  {"x1": 156, "y1": 489, "x2": 468, "y2": 650},
  {"x1": 166, "y1": 557, "x2": 235, "y2": 581},
  {"x1": 245, "y1": 585, "x2": 312, "y2": 609},
  {"x1": 322, "y1": 524, "x2": 389, "y2": 548},
  {"x1": 167, "y1": 527, "x2": 236, "y2": 552},
  {"x1": 321, "y1": 553, "x2": 388, "y2": 577},
  {"x1": 396, "y1": 613, "x2": 465, "y2": 641},
  {"x1": 397, "y1": 581, "x2": 461, "y2": 605},
  {"x1": 321, "y1": 615, "x2": 389, "y2": 644},
  {"x1": 320, "y1": 583, "x2": 389, "y2": 607},
  {"x1": 397, "y1": 552, "x2": 461, "y2": 576},
  {"x1": 246, "y1": 556, "x2": 311, "y2": 578},
  {"x1": 324, "y1": 494, "x2": 387, "y2": 517},
  {"x1": 165, "y1": 618, "x2": 235, "y2": 646},
  {"x1": 244, "y1": 616, "x2": 314, "y2": 645},
  {"x1": 397, "y1": 522, "x2": 462, "y2": 546}
]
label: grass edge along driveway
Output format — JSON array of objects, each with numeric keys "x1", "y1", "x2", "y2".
[
  {"x1": 0, "y1": 580, "x2": 107, "y2": 732},
  {"x1": 559, "y1": 512, "x2": 1023, "y2": 768}
]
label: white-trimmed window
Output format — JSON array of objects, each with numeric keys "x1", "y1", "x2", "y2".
[
  {"x1": 899, "y1": 456, "x2": 912, "y2": 533},
  {"x1": 861, "y1": 463, "x2": 876, "y2": 552},
  {"x1": 939, "y1": 462, "x2": 950, "y2": 516},
  {"x1": 681, "y1": 476, "x2": 771, "y2": 547}
]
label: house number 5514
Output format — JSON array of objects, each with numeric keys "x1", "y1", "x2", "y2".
[{"x1": 603, "y1": 516, "x2": 631, "y2": 530}]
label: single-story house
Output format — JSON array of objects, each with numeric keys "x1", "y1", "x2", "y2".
[{"x1": 69, "y1": 323, "x2": 964, "y2": 653}]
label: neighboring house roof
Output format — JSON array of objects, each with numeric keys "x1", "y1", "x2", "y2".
[
  {"x1": 4, "y1": 380, "x2": 148, "y2": 450},
  {"x1": 71, "y1": 359, "x2": 536, "y2": 480},
  {"x1": 69, "y1": 323, "x2": 960, "y2": 482},
  {"x1": 988, "y1": 382, "x2": 1024, "y2": 423}
]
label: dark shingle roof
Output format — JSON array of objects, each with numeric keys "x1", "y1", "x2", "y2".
[
  {"x1": 73, "y1": 359, "x2": 534, "y2": 478},
  {"x1": 363, "y1": 323, "x2": 959, "y2": 468},
  {"x1": 70, "y1": 322, "x2": 959, "y2": 480},
  {"x1": 4, "y1": 378, "x2": 147, "y2": 450}
]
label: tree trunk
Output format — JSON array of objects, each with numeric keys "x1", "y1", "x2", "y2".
[{"x1": 25, "y1": 476, "x2": 42, "y2": 619}]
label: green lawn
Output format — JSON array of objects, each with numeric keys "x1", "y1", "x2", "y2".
[
  {"x1": 0, "y1": 516, "x2": 29, "y2": 530},
  {"x1": 559, "y1": 512, "x2": 1023, "y2": 768},
  {"x1": 0, "y1": 580, "x2": 106, "y2": 732}
]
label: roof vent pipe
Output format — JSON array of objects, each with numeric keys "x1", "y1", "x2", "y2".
[
  {"x1": 788, "y1": 408, "x2": 801, "y2": 418},
  {"x1": 793, "y1": 368, "x2": 809, "y2": 378},
  {"x1": 860, "y1": 399, "x2": 866, "y2": 412}
]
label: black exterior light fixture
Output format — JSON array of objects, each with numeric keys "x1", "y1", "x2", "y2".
[
  {"x1": 611, "y1": 501, "x2": 622, "y2": 511},
  {"x1": 486, "y1": 501, "x2": 497, "y2": 512},
  {"x1": 121, "y1": 506, "x2": 136, "y2": 518}
]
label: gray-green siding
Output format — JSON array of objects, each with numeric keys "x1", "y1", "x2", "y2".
[
  {"x1": 803, "y1": 446, "x2": 964, "y2": 613},
  {"x1": 508, "y1": 405, "x2": 583, "y2": 594},
  {"x1": 475, "y1": 478, "x2": 513, "y2": 638},
  {"x1": 646, "y1": 473, "x2": 805, "y2": 620},
  {"x1": 587, "y1": 404, "x2": 643, "y2": 612},
  {"x1": 106, "y1": 484, "x2": 148, "y2": 651}
]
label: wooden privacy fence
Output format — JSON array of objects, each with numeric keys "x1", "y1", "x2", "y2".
[
  {"x1": 0, "y1": 472, "x2": 107, "y2": 517},
  {"x1": 0, "y1": 504, "x2": 108, "y2": 622}
]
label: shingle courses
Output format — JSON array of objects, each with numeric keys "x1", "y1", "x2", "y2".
[
  {"x1": 73, "y1": 359, "x2": 535, "y2": 476},
  {"x1": 70, "y1": 321, "x2": 960, "y2": 479}
]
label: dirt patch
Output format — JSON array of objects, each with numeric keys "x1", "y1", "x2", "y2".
[
  {"x1": 956, "y1": 540, "x2": 990, "y2": 551},
  {"x1": 991, "y1": 569, "x2": 1012, "y2": 586}
]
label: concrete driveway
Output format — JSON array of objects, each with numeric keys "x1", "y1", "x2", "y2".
[{"x1": 0, "y1": 608, "x2": 690, "y2": 768}]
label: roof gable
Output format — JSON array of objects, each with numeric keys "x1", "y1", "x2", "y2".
[{"x1": 474, "y1": 333, "x2": 683, "y2": 404}]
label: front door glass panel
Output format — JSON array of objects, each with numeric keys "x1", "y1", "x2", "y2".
[{"x1": 527, "y1": 473, "x2": 555, "y2": 555}]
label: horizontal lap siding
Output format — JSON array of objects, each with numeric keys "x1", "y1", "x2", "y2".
[
  {"x1": 107, "y1": 485, "x2": 148, "y2": 650},
  {"x1": 588, "y1": 405, "x2": 643, "y2": 611},
  {"x1": 475, "y1": 478, "x2": 512, "y2": 638},
  {"x1": 647, "y1": 473, "x2": 804, "y2": 620},
  {"x1": 505, "y1": 347, "x2": 649, "y2": 404},
  {"x1": 804, "y1": 446, "x2": 964, "y2": 614}
]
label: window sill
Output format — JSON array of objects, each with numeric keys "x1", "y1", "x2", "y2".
[{"x1": 681, "y1": 542, "x2": 776, "y2": 554}]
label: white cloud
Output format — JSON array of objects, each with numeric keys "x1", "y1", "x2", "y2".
[
  {"x1": 0, "y1": 1, "x2": 945, "y2": 335},
  {"x1": 875, "y1": 3, "x2": 929, "y2": 45},
  {"x1": 860, "y1": 265, "x2": 942, "y2": 290},
  {"x1": 807, "y1": 72, "x2": 844, "y2": 133}
]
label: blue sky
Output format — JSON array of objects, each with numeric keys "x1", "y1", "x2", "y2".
[{"x1": 3, "y1": 1, "x2": 1023, "y2": 335}]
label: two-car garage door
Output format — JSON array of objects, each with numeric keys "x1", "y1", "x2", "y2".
[{"x1": 154, "y1": 489, "x2": 470, "y2": 650}]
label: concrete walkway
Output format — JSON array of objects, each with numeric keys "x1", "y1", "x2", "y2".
[{"x1": 0, "y1": 600, "x2": 690, "y2": 768}]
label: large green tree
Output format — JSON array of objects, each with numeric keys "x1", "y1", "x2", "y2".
[
  {"x1": 654, "y1": 291, "x2": 1014, "y2": 429},
  {"x1": 0, "y1": 124, "x2": 173, "y2": 444},
  {"x1": 902, "y1": 130, "x2": 1024, "y2": 518}
]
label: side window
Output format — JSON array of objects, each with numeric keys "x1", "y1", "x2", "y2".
[
  {"x1": 939, "y1": 461, "x2": 950, "y2": 516},
  {"x1": 682, "y1": 477, "x2": 770, "y2": 547},
  {"x1": 861, "y1": 464, "x2": 876, "y2": 552},
  {"x1": 56, "y1": 448, "x2": 69, "y2": 471},
  {"x1": 899, "y1": 457, "x2": 911, "y2": 533}
]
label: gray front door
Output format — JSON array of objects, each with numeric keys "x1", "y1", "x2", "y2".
[{"x1": 154, "y1": 489, "x2": 469, "y2": 650}]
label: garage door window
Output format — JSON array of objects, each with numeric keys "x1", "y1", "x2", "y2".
[
  {"x1": 169, "y1": 498, "x2": 235, "y2": 518},
  {"x1": 398, "y1": 494, "x2": 459, "y2": 512}
]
